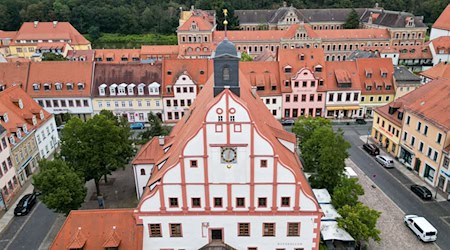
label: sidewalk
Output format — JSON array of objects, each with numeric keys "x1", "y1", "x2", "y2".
[
  {"x1": 360, "y1": 135, "x2": 448, "y2": 202},
  {"x1": 0, "y1": 180, "x2": 34, "y2": 234}
]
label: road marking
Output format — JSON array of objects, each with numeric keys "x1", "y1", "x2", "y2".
[{"x1": 4, "y1": 201, "x2": 41, "y2": 250}]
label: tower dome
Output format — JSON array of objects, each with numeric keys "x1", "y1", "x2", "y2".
[{"x1": 214, "y1": 38, "x2": 238, "y2": 57}]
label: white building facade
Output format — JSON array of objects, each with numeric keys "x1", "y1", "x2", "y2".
[
  {"x1": 163, "y1": 74, "x2": 198, "y2": 122},
  {"x1": 34, "y1": 114, "x2": 59, "y2": 159}
]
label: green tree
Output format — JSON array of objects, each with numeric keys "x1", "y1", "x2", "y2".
[
  {"x1": 32, "y1": 159, "x2": 86, "y2": 215},
  {"x1": 0, "y1": 4, "x2": 11, "y2": 29},
  {"x1": 88, "y1": 26, "x2": 101, "y2": 41},
  {"x1": 240, "y1": 52, "x2": 253, "y2": 61},
  {"x1": 303, "y1": 127, "x2": 350, "y2": 190},
  {"x1": 332, "y1": 177, "x2": 364, "y2": 209},
  {"x1": 337, "y1": 203, "x2": 382, "y2": 247},
  {"x1": 42, "y1": 53, "x2": 67, "y2": 61},
  {"x1": 140, "y1": 112, "x2": 170, "y2": 143},
  {"x1": 60, "y1": 114, "x2": 133, "y2": 195},
  {"x1": 343, "y1": 9, "x2": 360, "y2": 29},
  {"x1": 292, "y1": 116, "x2": 331, "y2": 148}
]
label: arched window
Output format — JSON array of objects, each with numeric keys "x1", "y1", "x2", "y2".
[
  {"x1": 140, "y1": 169, "x2": 145, "y2": 175},
  {"x1": 223, "y1": 66, "x2": 230, "y2": 81}
]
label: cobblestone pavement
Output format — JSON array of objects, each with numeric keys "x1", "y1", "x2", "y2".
[{"x1": 347, "y1": 159, "x2": 439, "y2": 250}]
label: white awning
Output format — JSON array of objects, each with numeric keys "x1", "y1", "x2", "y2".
[
  {"x1": 320, "y1": 204, "x2": 341, "y2": 221},
  {"x1": 313, "y1": 189, "x2": 331, "y2": 204},
  {"x1": 321, "y1": 221, "x2": 355, "y2": 242}
]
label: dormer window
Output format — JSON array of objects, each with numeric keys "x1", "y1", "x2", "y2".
[
  {"x1": 118, "y1": 83, "x2": 127, "y2": 95},
  {"x1": 99, "y1": 84, "x2": 107, "y2": 96},
  {"x1": 16, "y1": 130, "x2": 22, "y2": 139},
  {"x1": 32, "y1": 83, "x2": 40, "y2": 91},
  {"x1": 77, "y1": 82, "x2": 85, "y2": 91},
  {"x1": 67, "y1": 83, "x2": 73, "y2": 91},
  {"x1": 138, "y1": 83, "x2": 145, "y2": 95},
  {"x1": 32, "y1": 116, "x2": 37, "y2": 125},
  {"x1": 55, "y1": 82, "x2": 63, "y2": 90},
  {"x1": 3, "y1": 113, "x2": 9, "y2": 122},
  {"x1": 381, "y1": 72, "x2": 387, "y2": 78},
  {"x1": 127, "y1": 84, "x2": 136, "y2": 95},
  {"x1": 284, "y1": 66, "x2": 292, "y2": 73},
  {"x1": 315, "y1": 65, "x2": 322, "y2": 72},
  {"x1": 9, "y1": 136, "x2": 15, "y2": 144},
  {"x1": 23, "y1": 125, "x2": 28, "y2": 133},
  {"x1": 191, "y1": 21, "x2": 198, "y2": 30},
  {"x1": 110, "y1": 84, "x2": 117, "y2": 95},
  {"x1": 40, "y1": 110, "x2": 44, "y2": 120},
  {"x1": 299, "y1": 54, "x2": 305, "y2": 60},
  {"x1": 43, "y1": 83, "x2": 51, "y2": 91},
  {"x1": 149, "y1": 82, "x2": 160, "y2": 95},
  {"x1": 223, "y1": 66, "x2": 230, "y2": 81},
  {"x1": 18, "y1": 99, "x2": 23, "y2": 109}
]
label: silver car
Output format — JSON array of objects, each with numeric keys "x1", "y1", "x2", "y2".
[{"x1": 375, "y1": 155, "x2": 394, "y2": 168}]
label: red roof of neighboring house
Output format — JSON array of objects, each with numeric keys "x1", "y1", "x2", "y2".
[
  {"x1": 432, "y1": 4, "x2": 450, "y2": 31},
  {"x1": 0, "y1": 86, "x2": 52, "y2": 142},
  {"x1": 36, "y1": 42, "x2": 69, "y2": 50},
  {"x1": 403, "y1": 78, "x2": 450, "y2": 130},
  {"x1": 26, "y1": 61, "x2": 94, "y2": 98},
  {"x1": 94, "y1": 49, "x2": 141, "y2": 63},
  {"x1": 324, "y1": 61, "x2": 361, "y2": 91},
  {"x1": 178, "y1": 15, "x2": 214, "y2": 32},
  {"x1": 431, "y1": 36, "x2": 450, "y2": 54},
  {"x1": 364, "y1": 45, "x2": 432, "y2": 59},
  {"x1": 356, "y1": 58, "x2": 395, "y2": 95},
  {"x1": 240, "y1": 61, "x2": 281, "y2": 96},
  {"x1": 0, "y1": 62, "x2": 30, "y2": 90},
  {"x1": 138, "y1": 71, "x2": 316, "y2": 203},
  {"x1": 13, "y1": 22, "x2": 90, "y2": 46},
  {"x1": 140, "y1": 45, "x2": 179, "y2": 55},
  {"x1": 161, "y1": 59, "x2": 213, "y2": 97},
  {"x1": 315, "y1": 28, "x2": 390, "y2": 40},
  {"x1": 50, "y1": 209, "x2": 142, "y2": 250},
  {"x1": 66, "y1": 50, "x2": 94, "y2": 62},
  {"x1": 0, "y1": 31, "x2": 17, "y2": 39},
  {"x1": 420, "y1": 62, "x2": 450, "y2": 80},
  {"x1": 132, "y1": 137, "x2": 164, "y2": 165}
]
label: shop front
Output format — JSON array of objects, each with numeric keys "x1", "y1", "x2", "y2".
[{"x1": 399, "y1": 146, "x2": 414, "y2": 169}]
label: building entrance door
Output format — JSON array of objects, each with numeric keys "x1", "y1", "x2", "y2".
[
  {"x1": 210, "y1": 229, "x2": 223, "y2": 242},
  {"x1": 414, "y1": 158, "x2": 421, "y2": 172}
]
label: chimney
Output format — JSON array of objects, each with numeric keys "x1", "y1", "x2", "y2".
[
  {"x1": 33, "y1": 21, "x2": 38, "y2": 28},
  {"x1": 251, "y1": 86, "x2": 257, "y2": 97},
  {"x1": 53, "y1": 21, "x2": 58, "y2": 28},
  {"x1": 158, "y1": 136, "x2": 165, "y2": 146}
]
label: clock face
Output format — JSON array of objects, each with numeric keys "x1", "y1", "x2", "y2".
[{"x1": 221, "y1": 147, "x2": 237, "y2": 163}]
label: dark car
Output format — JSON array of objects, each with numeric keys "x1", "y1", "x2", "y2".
[
  {"x1": 362, "y1": 143, "x2": 380, "y2": 155},
  {"x1": 281, "y1": 119, "x2": 295, "y2": 126},
  {"x1": 14, "y1": 193, "x2": 37, "y2": 216},
  {"x1": 355, "y1": 118, "x2": 367, "y2": 124},
  {"x1": 410, "y1": 185, "x2": 432, "y2": 200}
]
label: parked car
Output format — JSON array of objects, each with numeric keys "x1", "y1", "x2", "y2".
[
  {"x1": 375, "y1": 155, "x2": 394, "y2": 168},
  {"x1": 130, "y1": 122, "x2": 145, "y2": 130},
  {"x1": 362, "y1": 143, "x2": 380, "y2": 155},
  {"x1": 410, "y1": 184, "x2": 432, "y2": 200},
  {"x1": 14, "y1": 193, "x2": 37, "y2": 216},
  {"x1": 280, "y1": 119, "x2": 295, "y2": 126},
  {"x1": 56, "y1": 124, "x2": 65, "y2": 131},
  {"x1": 404, "y1": 215, "x2": 437, "y2": 242},
  {"x1": 355, "y1": 118, "x2": 367, "y2": 124}
]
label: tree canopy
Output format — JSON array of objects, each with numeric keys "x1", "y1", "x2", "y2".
[
  {"x1": 337, "y1": 203, "x2": 382, "y2": 246},
  {"x1": 42, "y1": 52, "x2": 68, "y2": 61},
  {"x1": 139, "y1": 112, "x2": 170, "y2": 144},
  {"x1": 343, "y1": 9, "x2": 360, "y2": 29},
  {"x1": 32, "y1": 159, "x2": 86, "y2": 215},
  {"x1": 60, "y1": 113, "x2": 133, "y2": 195},
  {"x1": 292, "y1": 116, "x2": 331, "y2": 148},
  {"x1": 332, "y1": 177, "x2": 365, "y2": 208}
]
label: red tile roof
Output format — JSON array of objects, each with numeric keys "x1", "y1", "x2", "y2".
[
  {"x1": 26, "y1": 61, "x2": 94, "y2": 98},
  {"x1": 240, "y1": 61, "x2": 281, "y2": 96},
  {"x1": 131, "y1": 137, "x2": 164, "y2": 165},
  {"x1": 36, "y1": 42, "x2": 69, "y2": 50},
  {"x1": 403, "y1": 78, "x2": 450, "y2": 130},
  {"x1": 66, "y1": 50, "x2": 94, "y2": 62},
  {"x1": 431, "y1": 36, "x2": 450, "y2": 55},
  {"x1": 139, "y1": 71, "x2": 316, "y2": 202},
  {"x1": 50, "y1": 209, "x2": 142, "y2": 250},
  {"x1": 0, "y1": 62, "x2": 30, "y2": 90},
  {"x1": 140, "y1": 45, "x2": 179, "y2": 55},
  {"x1": 213, "y1": 30, "x2": 286, "y2": 42},
  {"x1": 315, "y1": 28, "x2": 390, "y2": 40},
  {"x1": 0, "y1": 86, "x2": 52, "y2": 142},
  {"x1": 432, "y1": 4, "x2": 450, "y2": 31},
  {"x1": 420, "y1": 62, "x2": 450, "y2": 80},
  {"x1": 94, "y1": 49, "x2": 141, "y2": 63},
  {"x1": 324, "y1": 61, "x2": 361, "y2": 91},
  {"x1": 178, "y1": 15, "x2": 214, "y2": 32},
  {"x1": 162, "y1": 59, "x2": 213, "y2": 96},
  {"x1": 0, "y1": 31, "x2": 17, "y2": 39},
  {"x1": 13, "y1": 22, "x2": 90, "y2": 46},
  {"x1": 356, "y1": 58, "x2": 395, "y2": 95}
]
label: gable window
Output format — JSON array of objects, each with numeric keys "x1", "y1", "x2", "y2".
[
  {"x1": 281, "y1": 197, "x2": 290, "y2": 207},
  {"x1": 169, "y1": 197, "x2": 179, "y2": 207},
  {"x1": 258, "y1": 197, "x2": 267, "y2": 207},
  {"x1": 223, "y1": 66, "x2": 230, "y2": 81},
  {"x1": 263, "y1": 223, "x2": 275, "y2": 236},
  {"x1": 140, "y1": 169, "x2": 145, "y2": 175},
  {"x1": 238, "y1": 223, "x2": 250, "y2": 236},
  {"x1": 170, "y1": 224, "x2": 182, "y2": 237},
  {"x1": 192, "y1": 198, "x2": 201, "y2": 208},
  {"x1": 287, "y1": 223, "x2": 300, "y2": 236},
  {"x1": 190, "y1": 160, "x2": 197, "y2": 168},
  {"x1": 149, "y1": 224, "x2": 162, "y2": 237},
  {"x1": 236, "y1": 197, "x2": 245, "y2": 207},
  {"x1": 214, "y1": 197, "x2": 223, "y2": 207},
  {"x1": 260, "y1": 160, "x2": 267, "y2": 168}
]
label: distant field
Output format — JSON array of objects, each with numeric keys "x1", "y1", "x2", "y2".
[{"x1": 87, "y1": 33, "x2": 178, "y2": 49}]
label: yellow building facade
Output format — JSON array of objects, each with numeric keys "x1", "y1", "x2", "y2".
[
  {"x1": 92, "y1": 97, "x2": 163, "y2": 122},
  {"x1": 361, "y1": 93, "x2": 395, "y2": 117},
  {"x1": 372, "y1": 109, "x2": 402, "y2": 156}
]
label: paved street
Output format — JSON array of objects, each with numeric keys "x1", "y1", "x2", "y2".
[
  {"x1": 0, "y1": 201, "x2": 58, "y2": 250},
  {"x1": 336, "y1": 123, "x2": 450, "y2": 249}
]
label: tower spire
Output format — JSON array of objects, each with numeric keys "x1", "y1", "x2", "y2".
[{"x1": 223, "y1": 9, "x2": 228, "y2": 38}]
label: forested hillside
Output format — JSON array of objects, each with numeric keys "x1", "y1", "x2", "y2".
[{"x1": 0, "y1": 0, "x2": 447, "y2": 35}]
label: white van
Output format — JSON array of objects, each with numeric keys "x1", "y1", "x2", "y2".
[{"x1": 404, "y1": 215, "x2": 437, "y2": 242}]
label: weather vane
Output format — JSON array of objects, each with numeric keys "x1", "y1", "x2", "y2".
[{"x1": 223, "y1": 9, "x2": 228, "y2": 38}]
